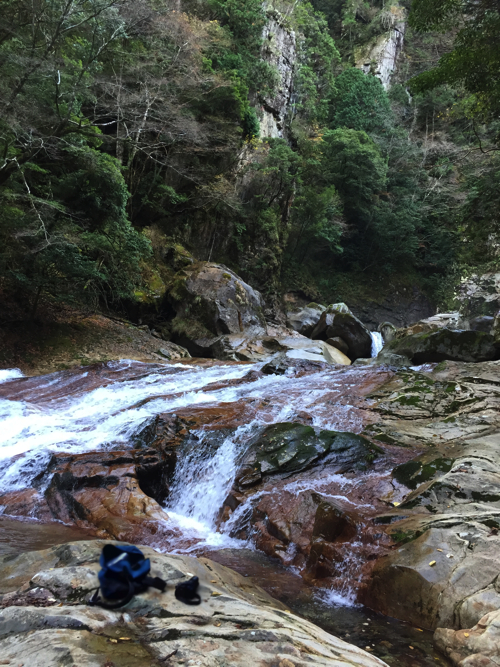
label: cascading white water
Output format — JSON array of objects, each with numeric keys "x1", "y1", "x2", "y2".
[
  {"x1": 370, "y1": 332, "x2": 384, "y2": 358},
  {"x1": 0, "y1": 369, "x2": 23, "y2": 383},
  {"x1": 0, "y1": 359, "x2": 373, "y2": 604}
]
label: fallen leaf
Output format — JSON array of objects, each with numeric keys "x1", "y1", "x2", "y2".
[
  {"x1": 393, "y1": 502, "x2": 400, "y2": 507},
  {"x1": 417, "y1": 628, "x2": 423, "y2": 632},
  {"x1": 119, "y1": 637, "x2": 131, "y2": 641},
  {"x1": 284, "y1": 610, "x2": 291, "y2": 613},
  {"x1": 211, "y1": 591, "x2": 221, "y2": 597},
  {"x1": 213, "y1": 622, "x2": 221, "y2": 627},
  {"x1": 108, "y1": 639, "x2": 118, "y2": 644},
  {"x1": 211, "y1": 580, "x2": 217, "y2": 583},
  {"x1": 436, "y1": 549, "x2": 443, "y2": 552},
  {"x1": 429, "y1": 561, "x2": 436, "y2": 566},
  {"x1": 409, "y1": 645, "x2": 414, "y2": 649},
  {"x1": 464, "y1": 633, "x2": 470, "y2": 638}
]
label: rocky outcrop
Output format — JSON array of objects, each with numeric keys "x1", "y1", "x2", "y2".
[
  {"x1": 456, "y1": 273, "x2": 500, "y2": 321},
  {"x1": 311, "y1": 304, "x2": 372, "y2": 360},
  {"x1": 384, "y1": 328, "x2": 500, "y2": 364},
  {"x1": 362, "y1": 360, "x2": 500, "y2": 632},
  {"x1": 259, "y1": 9, "x2": 296, "y2": 139},
  {"x1": 167, "y1": 262, "x2": 267, "y2": 355},
  {"x1": 0, "y1": 540, "x2": 388, "y2": 667},
  {"x1": 396, "y1": 313, "x2": 461, "y2": 337},
  {"x1": 354, "y1": 8, "x2": 406, "y2": 89},
  {"x1": 155, "y1": 341, "x2": 191, "y2": 360},
  {"x1": 434, "y1": 609, "x2": 500, "y2": 666},
  {"x1": 0, "y1": 445, "x2": 177, "y2": 542}
]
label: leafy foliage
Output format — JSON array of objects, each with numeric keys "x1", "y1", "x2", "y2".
[
  {"x1": 329, "y1": 69, "x2": 392, "y2": 133},
  {"x1": 410, "y1": 0, "x2": 500, "y2": 127}
]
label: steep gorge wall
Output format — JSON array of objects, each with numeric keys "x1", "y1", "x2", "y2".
[
  {"x1": 259, "y1": 9, "x2": 297, "y2": 138},
  {"x1": 354, "y1": 7, "x2": 406, "y2": 89}
]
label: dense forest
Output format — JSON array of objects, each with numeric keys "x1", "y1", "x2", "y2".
[{"x1": 1, "y1": 0, "x2": 499, "y2": 324}]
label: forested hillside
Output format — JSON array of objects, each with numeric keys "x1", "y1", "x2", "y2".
[{"x1": 1, "y1": 0, "x2": 498, "y2": 325}]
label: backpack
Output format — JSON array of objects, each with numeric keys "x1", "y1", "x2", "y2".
[{"x1": 88, "y1": 544, "x2": 200, "y2": 609}]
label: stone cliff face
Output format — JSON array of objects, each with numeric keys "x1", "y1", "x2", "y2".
[
  {"x1": 259, "y1": 9, "x2": 296, "y2": 139},
  {"x1": 355, "y1": 9, "x2": 406, "y2": 90}
]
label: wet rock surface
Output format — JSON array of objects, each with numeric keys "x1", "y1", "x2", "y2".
[{"x1": 0, "y1": 540, "x2": 388, "y2": 667}]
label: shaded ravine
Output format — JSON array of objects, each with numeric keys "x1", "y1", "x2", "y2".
[{"x1": 0, "y1": 360, "x2": 451, "y2": 666}]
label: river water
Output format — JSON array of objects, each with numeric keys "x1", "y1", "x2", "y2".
[{"x1": 0, "y1": 359, "x2": 450, "y2": 666}]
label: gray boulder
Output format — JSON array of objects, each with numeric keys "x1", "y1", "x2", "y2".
[
  {"x1": 236, "y1": 423, "x2": 382, "y2": 488},
  {"x1": 208, "y1": 334, "x2": 351, "y2": 365},
  {"x1": 287, "y1": 303, "x2": 326, "y2": 337},
  {"x1": 456, "y1": 272, "x2": 500, "y2": 320},
  {"x1": 168, "y1": 262, "x2": 267, "y2": 355},
  {"x1": 311, "y1": 303, "x2": 372, "y2": 360},
  {"x1": 469, "y1": 316, "x2": 495, "y2": 333}
]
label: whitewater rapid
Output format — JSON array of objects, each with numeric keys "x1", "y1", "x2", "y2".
[{"x1": 0, "y1": 359, "x2": 381, "y2": 606}]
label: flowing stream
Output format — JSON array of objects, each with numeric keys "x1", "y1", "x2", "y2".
[{"x1": 0, "y1": 360, "x2": 450, "y2": 666}]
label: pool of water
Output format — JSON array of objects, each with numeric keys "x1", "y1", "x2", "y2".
[{"x1": 208, "y1": 548, "x2": 451, "y2": 667}]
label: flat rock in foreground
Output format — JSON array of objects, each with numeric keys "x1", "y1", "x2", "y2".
[{"x1": 0, "y1": 540, "x2": 387, "y2": 667}]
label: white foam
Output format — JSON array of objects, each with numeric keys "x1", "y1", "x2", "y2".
[
  {"x1": 0, "y1": 369, "x2": 24, "y2": 383},
  {"x1": 165, "y1": 511, "x2": 247, "y2": 552},
  {"x1": 315, "y1": 586, "x2": 359, "y2": 608}
]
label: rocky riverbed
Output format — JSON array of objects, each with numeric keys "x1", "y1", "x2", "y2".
[{"x1": 0, "y1": 349, "x2": 499, "y2": 665}]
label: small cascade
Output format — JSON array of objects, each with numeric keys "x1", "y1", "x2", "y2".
[
  {"x1": 370, "y1": 331, "x2": 384, "y2": 357},
  {"x1": 165, "y1": 423, "x2": 257, "y2": 549}
]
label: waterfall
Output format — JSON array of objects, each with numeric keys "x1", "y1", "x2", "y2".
[
  {"x1": 370, "y1": 332, "x2": 384, "y2": 358},
  {"x1": 165, "y1": 423, "x2": 257, "y2": 548}
]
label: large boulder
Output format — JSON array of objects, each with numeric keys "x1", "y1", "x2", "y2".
[
  {"x1": 311, "y1": 304, "x2": 372, "y2": 360},
  {"x1": 167, "y1": 263, "x2": 267, "y2": 355},
  {"x1": 286, "y1": 303, "x2": 326, "y2": 337},
  {"x1": 384, "y1": 328, "x2": 500, "y2": 364},
  {"x1": 0, "y1": 541, "x2": 389, "y2": 667},
  {"x1": 235, "y1": 423, "x2": 380, "y2": 488}
]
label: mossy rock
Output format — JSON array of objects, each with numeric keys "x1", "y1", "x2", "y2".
[
  {"x1": 385, "y1": 328, "x2": 500, "y2": 363},
  {"x1": 393, "y1": 457, "x2": 455, "y2": 490},
  {"x1": 236, "y1": 423, "x2": 382, "y2": 488},
  {"x1": 166, "y1": 262, "x2": 266, "y2": 355}
]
